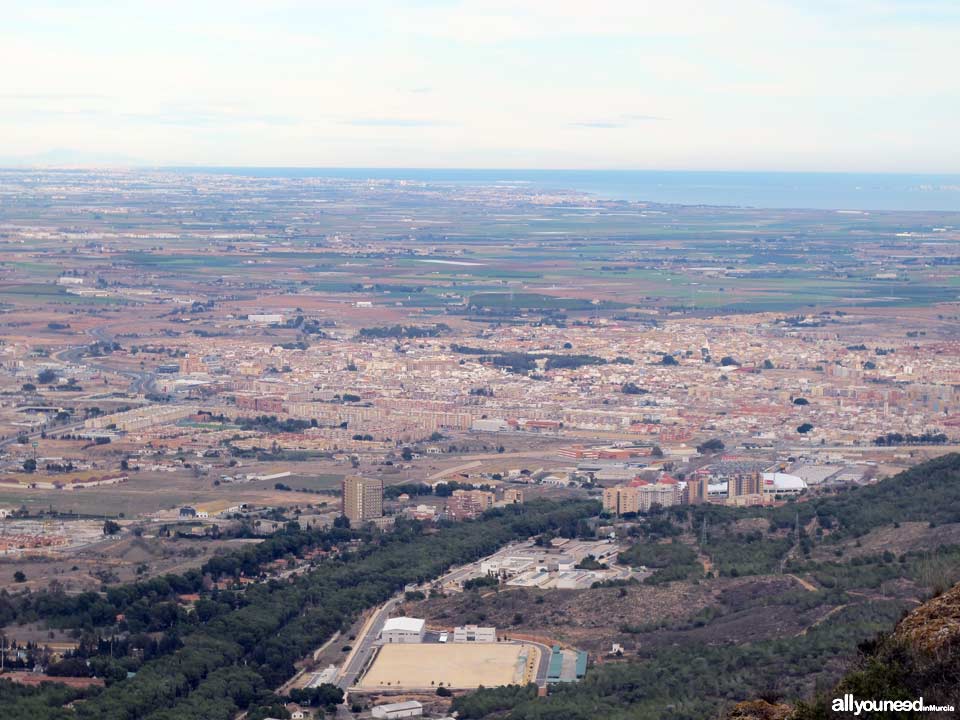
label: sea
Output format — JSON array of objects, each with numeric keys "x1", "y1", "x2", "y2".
[{"x1": 172, "y1": 168, "x2": 960, "y2": 213}]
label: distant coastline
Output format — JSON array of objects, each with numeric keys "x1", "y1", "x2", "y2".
[{"x1": 164, "y1": 167, "x2": 960, "y2": 212}]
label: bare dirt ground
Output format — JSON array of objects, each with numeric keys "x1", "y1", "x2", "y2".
[
  {"x1": 0, "y1": 468, "x2": 336, "y2": 517},
  {"x1": 359, "y1": 643, "x2": 529, "y2": 689},
  {"x1": 0, "y1": 535, "x2": 263, "y2": 592}
]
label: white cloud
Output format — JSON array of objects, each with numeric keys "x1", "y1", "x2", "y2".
[{"x1": 0, "y1": 0, "x2": 956, "y2": 170}]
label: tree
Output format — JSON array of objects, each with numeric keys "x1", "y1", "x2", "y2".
[
  {"x1": 22, "y1": 458, "x2": 37, "y2": 473},
  {"x1": 21, "y1": 383, "x2": 36, "y2": 392},
  {"x1": 697, "y1": 438, "x2": 725, "y2": 453},
  {"x1": 661, "y1": 354, "x2": 678, "y2": 366},
  {"x1": 651, "y1": 446, "x2": 664, "y2": 458},
  {"x1": 13, "y1": 570, "x2": 26, "y2": 583},
  {"x1": 103, "y1": 520, "x2": 121, "y2": 536},
  {"x1": 37, "y1": 369, "x2": 58, "y2": 384},
  {"x1": 797, "y1": 423, "x2": 814, "y2": 434},
  {"x1": 436, "y1": 685, "x2": 453, "y2": 697},
  {"x1": 793, "y1": 397, "x2": 809, "y2": 405},
  {"x1": 401, "y1": 447, "x2": 413, "y2": 461}
]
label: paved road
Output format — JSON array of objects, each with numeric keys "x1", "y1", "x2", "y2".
[
  {"x1": 57, "y1": 343, "x2": 157, "y2": 397},
  {"x1": 0, "y1": 422, "x2": 85, "y2": 449},
  {"x1": 530, "y1": 640, "x2": 553, "y2": 686},
  {"x1": 337, "y1": 596, "x2": 401, "y2": 690}
]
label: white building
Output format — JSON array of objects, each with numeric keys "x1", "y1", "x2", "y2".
[
  {"x1": 372, "y1": 700, "x2": 423, "y2": 719},
  {"x1": 472, "y1": 418, "x2": 509, "y2": 432},
  {"x1": 453, "y1": 625, "x2": 497, "y2": 643},
  {"x1": 762, "y1": 472, "x2": 807, "y2": 496},
  {"x1": 247, "y1": 314, "x2": 284, "y2": 324},
  {"x1": 381, "y1": 617, "x2": 425, "y2": 644}
]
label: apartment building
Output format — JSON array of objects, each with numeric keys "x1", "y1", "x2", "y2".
[
  {"x1": 446, "y1": 489, "x2": 495, "y2": 520},
  {"x1": 341, "y1": 475, "x2": 384, "y2": 525},
  {"x1": 602, "y1": 483, "x2": 681, "y2": 515}
]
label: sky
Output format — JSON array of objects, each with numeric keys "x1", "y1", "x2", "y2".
[{"x1": 0, "y1": 0, "x2": 958, "y2": 171}]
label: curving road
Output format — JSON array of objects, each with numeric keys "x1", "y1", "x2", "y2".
[{"x1": 56, "y1": 322, "x2": 158, "y2": 397}]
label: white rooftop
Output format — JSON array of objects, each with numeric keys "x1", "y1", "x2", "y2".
[
  {"x1": 763, "y1": 472, "x2": 807, "y2": 491},
  {"x1": 375, "y1": 700, "x2": 423, "y2": 711},
  {"x1": 382, "y1": 617, "x2": 425, "y2": 633}
]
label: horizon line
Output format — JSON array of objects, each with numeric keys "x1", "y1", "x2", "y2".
[{"x1": 2, "y1": 165, "x2": 960, "y2": 177}]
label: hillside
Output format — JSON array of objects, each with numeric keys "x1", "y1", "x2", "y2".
[
  {"x1": 732, "y1": 579, "x2": 960, "y2": 719},
  {"x1": 448, "y1": 454, "x2": 960, "y2": 719}
]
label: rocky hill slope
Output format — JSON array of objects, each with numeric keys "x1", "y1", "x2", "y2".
[{"x1": 730, "y1": 580, "x2": 960, "y2": 718}]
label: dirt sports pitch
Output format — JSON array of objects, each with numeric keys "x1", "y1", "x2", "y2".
[{"x1": 358, "y1": 643, "x2": 538, "y2": 689}]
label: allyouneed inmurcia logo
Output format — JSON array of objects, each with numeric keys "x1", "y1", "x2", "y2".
[{"x1": 832, "y1": 694, "x2": 955, "y2": 715}]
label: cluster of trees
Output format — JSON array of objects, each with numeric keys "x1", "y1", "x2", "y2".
[
  {"x1": 796, "y1": 453, "x2": 960, "y2": 540},
  {"x1": 702, "y1": 532, "x2": 794, "y2": 578},
  {"x1": 1, "y1": 522, "x2": 349, "y2": 630},
  {"x1": 618, "y1": 541, "x2": 702, "y2": 584},
  {"x1": 696, "y1": 438, "x2": 724, "y2": 453},
  {"x1": 795, "y1": 544, "x2": 960, "y2": 596},
  {"x1": 447, "y1": 457, "x2": 960, "y2": 719},
  {"x1": 873, "y1": 431, "x2": 949, "y2": 446},
  {"x1": 0, "y1": 501, "x2": 597, "y2": 720},
  {"x1": 383, "y1": 480, "x2": 492, "y2": 500},
  {"x1": 791, "y1": 592, "x2": 960, "y2": 718},
  {"x1": 452, "y1": 600, "x2": 906, "y2": 720},
  {"x1": 357, "y1": 323, "x2": 450, "y2": 339},
  {"x1": 287, "y1": 683, "x2": 343, "y2": 710},
  {"x1": 450, "y1": 346, "x2": 607, "y2": 375},
  {"x1": 85, "y1": 341, "x2": 122, "y2": 357},
  {"x1": 235, "y1": 416, "x2": 316, "y2": 433},
  {"x1": 277, "y1": 315, "x2": 326, "y2": 336},
  {"x1": 37, "y1": 369, "x2": 59, "y2": 384},
  {"x1": 463, "y1": 575, "x2": 500, "y2": 591}
]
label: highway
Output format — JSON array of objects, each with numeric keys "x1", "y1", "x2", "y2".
[
  {"x1": 56, "y1": 342, "x2": 157, "y2": 397},
  {"x1": 0, "y1": 421, "x2": 85, "y2": 449}
]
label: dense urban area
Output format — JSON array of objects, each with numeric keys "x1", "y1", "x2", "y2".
[{"x1": 2, "y1": 168, "x2": 960, "y2": 719}]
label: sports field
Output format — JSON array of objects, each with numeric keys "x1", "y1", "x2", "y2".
[{"x1": 359, "y1": 643, "x2": 537, "y2": 689}]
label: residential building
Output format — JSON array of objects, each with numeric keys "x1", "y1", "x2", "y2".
[
  {"x1": 729, "y1": 471, "x2": 762, "y2": 497},
  {"x1": 503, "y1": 488, "x2": 525, "y2": 504},
  {"x1": 446, "y1": 489, "x2": 495, "y2": 519},
  {"x1": 603, "y1": 484, "x2": 680, "y2": 515},
  {"x1": 687, "y1": 473, "x2": 711, "y2": 504},
  {"x1": 341, "y1": 475, "x2": 383, "y2": 524}
]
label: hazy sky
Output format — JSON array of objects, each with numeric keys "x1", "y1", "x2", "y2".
[{"x1": 1, "y1": 0, "x2": 958, "y2": 171}]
